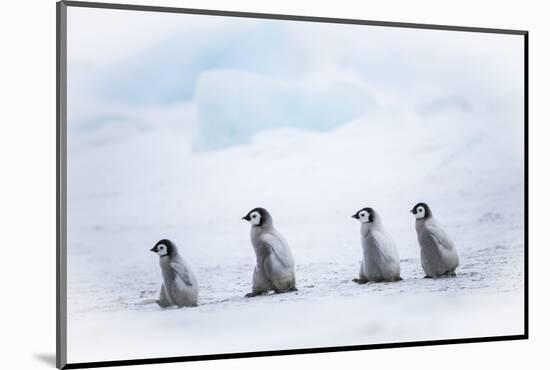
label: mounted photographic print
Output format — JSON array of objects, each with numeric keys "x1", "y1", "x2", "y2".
[{"x1": 56, "y1": 1, "x2": 528, "y2": 369}]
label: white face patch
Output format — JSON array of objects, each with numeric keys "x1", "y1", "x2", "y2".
[
  {"x1": 156, "y1": 244, "x2": 169, "y2": 257},
  {"x1": 250, "y1": 211, "x2": 261, "y2": 226},
  {"x1": 358, "y1": 211, "x2": 370, "y2": 223},
  {"x1": 415, "y1": 206, "x2": 425, "y2": 219}
]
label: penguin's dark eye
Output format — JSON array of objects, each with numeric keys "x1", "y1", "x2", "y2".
[{"x1": 252, "y1": 214, "x2": 256, "y2": 218}]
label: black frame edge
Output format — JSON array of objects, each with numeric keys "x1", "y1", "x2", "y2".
[
  {"x1": 62, "y1": 0, "x2": 527, "y2": 35},
  {"x1": 57, "y1": 1, "x2": 68, "y2": 369},
  {"x1": 63, "y1": 335, "x2": 528, "y2": 369},
  {"x1": 523, "y1": 32, "x2": 529, "y2": 339},
  {"x1": 57, "y1": 1, "x2": 529, "y2": 369}
]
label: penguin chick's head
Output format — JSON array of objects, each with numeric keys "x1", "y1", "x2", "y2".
[
  {"x1": 352, "y1": 207, "x2": 375, "y2": 223},
  {"x1": 150, "y1": 239, "x2": 176, "y2": 257},
  {"x1": 411, "y1": 202, "x2": 432, "y2": 220},
  {"x1": 242, "y1": 207, "x2": 272, "y2": 227}
]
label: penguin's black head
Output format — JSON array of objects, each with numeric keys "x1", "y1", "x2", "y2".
[
  {"x1": 352, "y1": 207, "x2": 375, "y2": 223},
  {"x1": 150, "y1": 239, "x2": 175, "y2": 257},
  {"x1": 242, "y1": 207, "x2": 272, "y2": 227},
  {"x1": 410, "y1": 202, "x2": 432, "y2": 220}
]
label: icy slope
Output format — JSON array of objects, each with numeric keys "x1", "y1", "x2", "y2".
[{"x1": 66, "y1": 104, "x2": 524, "y2": 363}]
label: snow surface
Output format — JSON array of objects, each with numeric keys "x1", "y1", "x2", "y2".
[
  {"x1": 66, "y1": 102, "x2": 525, "y2": 363},
  {"x1": 65, "y1": 7, "x2": 525, "y2": 364}
]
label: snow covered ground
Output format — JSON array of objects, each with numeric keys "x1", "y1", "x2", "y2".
[{"x1": 66, "y1": 103, "x2": 525, "y2": 363}]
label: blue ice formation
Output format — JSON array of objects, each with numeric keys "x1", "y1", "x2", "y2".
[{"x1": 193, "y1": 69, "x2": 375, "y2": 151}]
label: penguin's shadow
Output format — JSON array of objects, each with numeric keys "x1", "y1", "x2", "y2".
[{"x1": 34, "y1": 353, "x2": 56, "y2": 366}]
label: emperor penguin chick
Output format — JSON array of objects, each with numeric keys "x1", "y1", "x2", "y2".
[
  {"x1": 351, "y1": 207, "x2": 401, "y2": 283},
  {"x1": 242, "y1": 207, "x2": 297, "y2": 297},
  {"x1": 411, "y1": 202, "x2": 459, "y2": 278},
  {"x1": 150, "y1": 239, "x2": 198, "y2": 307}
]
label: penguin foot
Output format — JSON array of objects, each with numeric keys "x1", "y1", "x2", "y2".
[
  {"x1": 446, "y1": 271, "x2": 457, "y2": 277},
  {"x1": 275, "y1": 287, "x2": 298, "y2": 294},
  {"x1": 352, "y1": 278, "x2": 368, "y2": 284},
  {"x1": 156, "y1": 300, "x2": 172, "y2": 308},
  {"x1": 423, "y1": 276, "x2": 433, "y2": 279},
  {"x1": 176, "y1": 303, "x2": 198, "y2": 308},
  {"x1": 245, "y1": 292, "x2": 263, "y2": 298}
]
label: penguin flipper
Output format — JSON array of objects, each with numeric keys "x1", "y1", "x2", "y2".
[
  {"x1": 368, "y1": 231, "x2": 397, "y2": 264},
  {"x1": 170, "y1": 262, "x2": 194, "y2": 287},
  {"x1": 424, "y1": 223, "x2": 459, "y2": 269},
  {"x1": 425, "y1": 222, "x2": 454, "y2": 251},
  {"x1": 261, "y1": 233, "x2": 294, "y2": 269}
]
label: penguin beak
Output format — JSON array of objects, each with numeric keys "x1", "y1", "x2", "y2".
[
  {"x1": 150, "y1": 246, "x2": 158, "y2": 253},
  {"x1": 410, "y1": 209, "x2": 415, "y2": 214},
  {"x1": 351, "y1": 214, "x2": 359, "y2": 219},
  {"x1": 242, "y1": 215, "x2": 250, "y2": 221}
]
